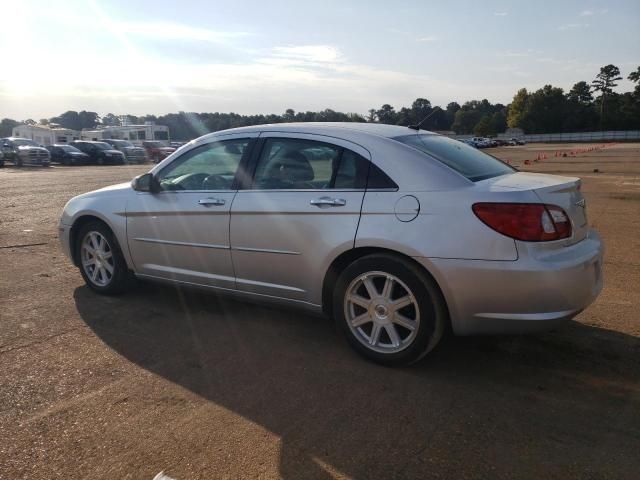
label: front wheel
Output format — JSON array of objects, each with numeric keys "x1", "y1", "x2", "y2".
[
  {"x1": 333, "y1": 254, "x2": 447, "y2": 366},
  {"x1": 76, "y1": 222, "x2": 131, "y2": 295}
]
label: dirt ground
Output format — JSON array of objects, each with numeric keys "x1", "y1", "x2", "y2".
[{"x1": 1, "y1": 143, "x2": 639, "y2": 479}]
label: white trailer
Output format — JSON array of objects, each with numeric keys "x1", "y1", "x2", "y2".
[
  {"x1": 11, "y1": 124, "x2": 79, "y2": 146},
  {"x1": 81, "y1": 122, "x2": 170, "y2": 146}
]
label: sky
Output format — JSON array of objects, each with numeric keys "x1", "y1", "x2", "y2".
[{"x1": 1, "y1": 0, "x2": 638, "y2": 120}]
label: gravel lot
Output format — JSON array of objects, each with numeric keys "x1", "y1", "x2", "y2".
[{"x1": 1, "y1": 143, "x2": 639, "y2": 479}]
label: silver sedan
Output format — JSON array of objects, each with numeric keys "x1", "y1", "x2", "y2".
[{"x1": 58, "y1": 123, "x2": 603, "y2": 365}]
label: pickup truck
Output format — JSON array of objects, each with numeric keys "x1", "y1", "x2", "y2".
[
  {"x1": 142, "y1": 141, "x2": 175, "y2": 162},
  {"x1": 1, "y1": 137, "x2": 51, "y2": 167}
]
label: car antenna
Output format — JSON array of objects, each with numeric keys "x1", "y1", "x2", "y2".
[{"x1": 408, "y1": 106, "x2": 442, "y2": 131}]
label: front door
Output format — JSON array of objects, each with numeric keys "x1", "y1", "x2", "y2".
[
  {"x1": 230, "y1": 133, "x2": 369, "y2": 305},
  {"x1": 127, "y1": 135, "x2": 255, "y2": 289}
]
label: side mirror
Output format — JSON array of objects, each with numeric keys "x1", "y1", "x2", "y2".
[{"x1": 131, "y1": 172, "x2": 160, "y2": 193}]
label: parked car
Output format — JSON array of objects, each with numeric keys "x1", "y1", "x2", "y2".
[
  {"x1": 461, "y1": 139, "x2": 478, "y2": 148},
  {"x1": 71, "y1": 141, "x2": 126, "y2": 165},
  {"x1": 471, "y1": 137, "x2": 491, "y2": 148},
  {"x1": 103, "y1": 139, "x2": 148, "y2": 164},
  {"x1": 59, "y1": 123, "x2": 603, "y2": 366},
  {"x1": 170, "y1": 141, "x2": 186, "y2": 149},
  {"x1": 0, "y1": 137, "x2": 50, "y2": 167},
  {"x1": 142, "y1": 141, "x2": 175, "y2": 162},
  {"x1": 0, "y1": 150, "x2": 4, "y2": 167},
  {"x1": 508, "y1": 137, "x2": 526, "y2": 146},
  {"x1": 46, "y1": 144, "x2": 90, "y2": 165}
]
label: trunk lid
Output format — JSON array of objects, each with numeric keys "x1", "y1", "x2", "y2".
[{"x1": 482, "y1": 172, "x2": 589, "y2": 244}]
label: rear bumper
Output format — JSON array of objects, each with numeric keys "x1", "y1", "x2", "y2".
[{"x1": 415, "y1": 229, "x2": 604, "y2": 335}]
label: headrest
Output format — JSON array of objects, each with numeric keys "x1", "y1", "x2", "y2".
[{"x1": 265, "y1": 151, "x2": 314, "y2": 182}]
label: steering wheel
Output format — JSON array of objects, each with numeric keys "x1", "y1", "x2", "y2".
[{"x1": 202, "y1": 174, "x2": 229, "y2": 190}]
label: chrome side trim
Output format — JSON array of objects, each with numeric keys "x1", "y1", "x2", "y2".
[
  {"x1": 127, "y1": 211, "x2": 228, "y2": 217},
  {"x1": 134, "y1": 273, "x2": 322, "y2": 312},
  {"x1": 232, "y1": 246, "x2": 301, "y2": 255},
  {"x1": 235, "y1": 276, "x2": 305, "y2": 293},
  {"x1": 134, "y1": 237, "x2": 229, "y2": 250},
  {"x1": 141, "y1": 264, "x2": 235, "y2": 283}
]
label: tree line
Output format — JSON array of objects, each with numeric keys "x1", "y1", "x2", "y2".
[{"x1": 1, "y1": 64, "x2": 638, "y2": 140}]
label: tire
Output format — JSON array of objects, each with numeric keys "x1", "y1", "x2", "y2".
[
  {"x1": 76, "y1": 221, "x2": 131, "y2": 295},
  {"x1": 333, "y1": 253, "x2": 447, "y2": 366}
]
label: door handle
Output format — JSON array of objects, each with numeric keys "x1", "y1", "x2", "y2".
[
  {"x1": 198, "y1": 197, "x2": 226, "y2": 206},
  {"x1": 310, "y1": 196, "x2": 347, "y2": 208}
]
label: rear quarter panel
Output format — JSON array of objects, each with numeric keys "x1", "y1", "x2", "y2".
[{"x1": 356, "y1": 187, "x2": 536, "y2": 261}]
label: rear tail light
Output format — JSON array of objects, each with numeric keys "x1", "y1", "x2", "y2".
[{"x1": 472, "y1": 203, "x2": 572, "y2": 242}]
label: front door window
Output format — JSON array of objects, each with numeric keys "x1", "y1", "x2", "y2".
[{"x1": 157, "y1": 139, "x2": 249, "y2": 191}]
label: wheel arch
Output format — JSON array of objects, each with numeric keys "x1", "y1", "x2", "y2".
[{"x1": 321, "y1": 246, "x2": 451, "y2": 328}]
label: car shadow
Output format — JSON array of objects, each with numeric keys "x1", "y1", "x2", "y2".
[{"x1": 73, "y1": 283, "x2": 640, "y2": 478}]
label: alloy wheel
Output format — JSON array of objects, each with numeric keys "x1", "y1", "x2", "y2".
[
  {"x1": 81, "y1": 231, "x2": 115, "y2": 287},
  {"x1": 344, "y1": 271, "x2": 420, "y2": 354}
]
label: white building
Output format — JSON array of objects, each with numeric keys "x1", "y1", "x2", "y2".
[
  {"x1": 81, "y1": 122, "x2": 170, "y2": 145},
  {"x1": 11, "y1": 124, "x2": 79, "y2": 145}
]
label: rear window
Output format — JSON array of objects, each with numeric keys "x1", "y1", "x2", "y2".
[{"x1": 393, "y1": 134, "x2": 514, "y2": 182}]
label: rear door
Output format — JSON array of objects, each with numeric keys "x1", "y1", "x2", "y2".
[{"x1": 229, "y1": 133, "x2": 369, "y2": 305}]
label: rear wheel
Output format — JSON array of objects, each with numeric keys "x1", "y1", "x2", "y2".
[
  {"x1": 333, "y1": 254, "x2": 447, "y2": 366},
  {"x1": 76, "y1": 221, "x2": 131, "y2": 295}
]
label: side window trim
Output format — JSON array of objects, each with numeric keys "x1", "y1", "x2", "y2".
[
  {"x1": 365, "y1": 162, "x2": 399, "y2": 191},
  {"x1": 328, "y1": 148, "x2": 345, "y2": 189}
]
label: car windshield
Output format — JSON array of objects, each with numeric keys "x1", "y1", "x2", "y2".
[
  {"x1": 13, "y1": 139, "x2": 39, "y2": 147},
  {"x1": 145, "y1": 142, "x2": 163, "y2": 148},
  {"x1": 61, "y1": 146, "x2": 82, "y2": 153},
  {"x1": 112, "y1": 140, "x2": 134, "y2": 148},
  {"x1": 392, "y1": 134, "x2": 514, "y2": 182},
  {"x1": 94, "y1": 142, "x2": 112, "y2": 150}
]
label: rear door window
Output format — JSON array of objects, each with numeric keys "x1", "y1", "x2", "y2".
[{"x1": 251, "y1": 138, "x2": 369, "y2": 190}]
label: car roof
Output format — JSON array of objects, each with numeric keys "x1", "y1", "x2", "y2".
[{"x1": 204, "y1": 122, "x2": 433, "y2": 139}]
